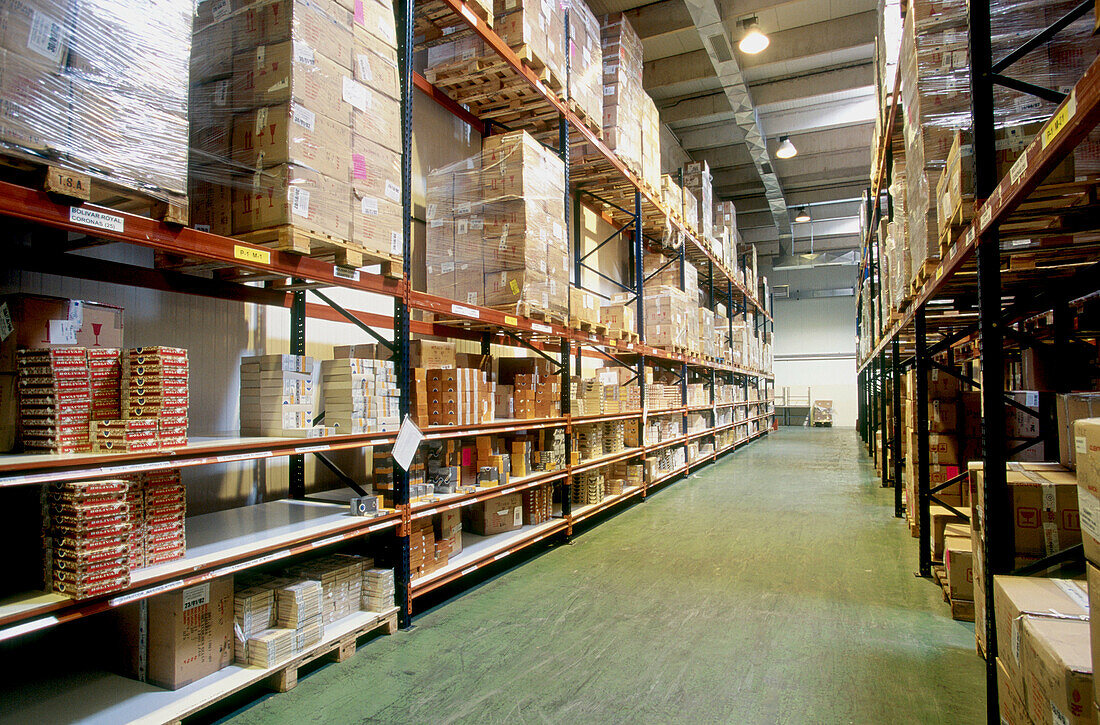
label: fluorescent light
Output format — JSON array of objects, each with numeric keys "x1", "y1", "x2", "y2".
[
  {"x1": 738, "y1": 17, "x2": 769, "y2": 54},
  {"x1": 794, "y1": 207, "x2": 810, "y2": 222},
  {"x1": 775, "y1": 136, "x2": 797, "y2": 159}
]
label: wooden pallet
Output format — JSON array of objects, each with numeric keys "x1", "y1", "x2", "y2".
[
  {"x1": 267, "y1": 609, "x2": 399, "y2": 693},
  {"x1": 414, "y1": 0, "x2": 492, "y2": 48},
  {"x1": 933, "y1": 565, "x2": 975, "y2": 622},
  {"x1": 235, "y1": 226, "x2": 402, "y2": 277},
  {"x1": 569, "y1": 317, "x2": 608, "y2": 336},
  {"x1": 937, "y1": 195, "x2": 973, "y2": 256},
  {"x1": 567, "y1": 98, "x2": 603, "y2": 138},
  {"x1": 1, "y1": 152, "x2": 188, "y2": 225}
]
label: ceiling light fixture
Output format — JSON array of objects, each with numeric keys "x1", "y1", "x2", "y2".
[
  {"x1": 738, "y1": 16, "x2": 770, "y2": 54},
  {"x1": 794, "y1": 207, "x2": 810, "y2": 222},
  {"x1": 775, "y1": 135, "x2": 797, "y2": 159}
]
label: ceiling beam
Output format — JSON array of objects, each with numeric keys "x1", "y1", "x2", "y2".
[{"x1": 736, "y1": 12, "x2": 877, "y2": 70}]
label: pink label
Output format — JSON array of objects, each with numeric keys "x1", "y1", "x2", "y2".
[
  {"x1": 354, "y1": 0, "x2": 364, "y2": 25},
  {"x1": 352, "y1": 153, "x2": 367, "y2": 179},
  {"x1": 461, "y1": 447, "x2": 473, "y2": 466}
]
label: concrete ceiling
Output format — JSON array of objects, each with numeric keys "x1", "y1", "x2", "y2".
[{"x1": 589, "y1": 0, "x2": 876, "y2": 283}]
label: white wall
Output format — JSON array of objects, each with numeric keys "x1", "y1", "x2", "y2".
[{"x1": 772, "y1": 295, "x2": 857, "y2": 427}]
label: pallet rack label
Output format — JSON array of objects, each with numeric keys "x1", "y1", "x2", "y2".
[
  {"x1": 450, "y1": 303, "x2": 480, "y2": 318},
  {"x1": 532, "y1": 323, "x2": 552, "y2": 334},
  {"x1": 70, "y1": 206, "x2": 124, "y2": 233},
  {"x1": 1042, "y1": 90, "x2": 1076, "y2": 148},
  {"x1": 333, "y1": 266, "x2": 361, "y2": 281},
  {"x1": 233, "y1": 245, "x2": 271, "y2": 265}
]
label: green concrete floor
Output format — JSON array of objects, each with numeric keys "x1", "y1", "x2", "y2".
[{"x1": 223, "y1": 428, "x2": 986, "y2": 724}]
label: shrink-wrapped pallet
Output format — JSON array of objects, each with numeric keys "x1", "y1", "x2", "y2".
[
  {"x1": 597, "y1": 12, "x2": 642, "y2": 172},
  {"x1": 426, "y1": 129, "x2": 568, "y2": 320},
  {"x1": 643, "y1": 285, "x2": 689, "y2": 350},
  {"x1": 566, "y1": 0, "x2": 602, "y2": 131},
  {"x1": 640, "y1": 92, "x2": 660, "y2": 193},
  {"x1": 683, "y1": 161, "x2": 712, "y2": 242},
  {"x1": 187, "y1": 0, "x2": 403, "y2": 262},
  {"x1": 0, "y1": 0, "x2": 190, "y2": 208}
]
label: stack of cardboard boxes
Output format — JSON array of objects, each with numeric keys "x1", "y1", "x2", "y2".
[
  {"x1": 320, "y1": 357, "x2": 400, "y2": 434},
  {"x1": 43, "y1": 479, "x2": 132, "y2": 600},
  {"x1": 640, "y1": 93, "x2": 661, "y2": 194},
  {"x1": 568, "y1": 0, "x2": 603, "y2": 132},
  {"x1": 600, "y1": 294, "x2": 637, "y2": 338},
  {"x1": 426, "y1": 130, "x2": 567, "y2": 320},
  {"x1": 683, "y1": 161, "x2": 712, "y2": 245},
  {"x1": 596, "y1": 13, "x2": 643, "y2": 173},
  {"x1": 522, "y1": 484, "x2": 553, "y2": 525},
  {"x1": 16, "y1": 349, "x2": 92, "y2": 454},
  {"x1": 122, "y1": 347, "x2": 189, "y2": 448},
  {"x1": 189, "y1": 0, "x2": 403, "y2": 260}
]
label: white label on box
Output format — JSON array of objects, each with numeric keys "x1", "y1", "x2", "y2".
[
  {"x1": 456, "y1": 219, "x2": 468, "y2": 235},
  {"x1": 391, "y1": 231, "x2": 402, "y2": 256},
  {"x1": 450, "y1": 303, "x2": 479, "y2": 318},
  {"x1": 0, "y1": 302, "x2": 12, "y2": 341},
  {"x1": 48, "y1": 319, "x2": 77, "y2": 345},
  {"x1": 213, "y1": 80, "x2": 229, "y2": 106},
  {"x1": 441, "y1": 261, "x2": 455, "y2": 273},
  {"x1": 70, "y1": 206, "x2": 124, "y2": 233},
  {"x1": 342, "y1": 76, "x2": 370, "y2": 112},
  {"x1": 291, "y1": 187, "x2": 311, "y2": 218},
  {"x1": 980, "y1": 204, "x2": 992, "y2": 229},
  {"x1": 1053, "y1": 579, "x2": 1089, "y2": 612},
  {"x1": 27, "y1": 10, "x2": 64, "y2": 63},
  {"x1": 254, "y1": 105, "x2": 268, "y2": 135},
  {"x1": 210, "y1": 0, "x2": 231, "y2": 19},
  {"x1": 460, "y1": 4, "x2": 478, "y2": 24},
  {"x1": 467, "y1": 292, "x2": 478, "y2": 305},
  {"x1": 456, "y1": 202, "x2": 471, "y2": 215},
  {"x1": 291, "y1": 103, "x2": 316, "y2": 131},
  {"x1": 513, "y1": 507, "x2": 522, "y2": 526},
  {"x1": 181, "y1": 583, "x2": 210, "y2": 611},
  {"x1": 360, "y1": 196, "x2": 379, "y2": 215},
  {"x1": 356, "y1": 54, "x2": 373, "y2": 82},
  {"x1": 292, "y1": 41, "x2": 314, "y2": 66},
  {"x1": 1051, "y1": 703, "x2": 1069, "y2": 725},
  {"x1": 385, "y1": 180, "x2": 401, "y2": 202},
  {"x1": 426, "y1": 203, "x2": 436, "y2": 218},
  {"x1": 67, "y1": 299, "x2": 83, "y2": 327}
]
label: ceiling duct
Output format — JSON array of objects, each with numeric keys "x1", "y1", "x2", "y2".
[{"x1": 682, "y1": 0, "x2": 793, "y2": 256}]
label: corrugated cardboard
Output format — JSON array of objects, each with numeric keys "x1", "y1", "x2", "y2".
[
  {"x1": 998, "y1": 656, "x2": 1032, "y2": 725},
  {"x1": 118, "y1": 576, "x2": 235, "y2": 690},
  {"x1": 994, "y1": 576, "x2": 1090, "y2": 694},
  {"x1": 944, "y1": 534, "x2": 973, "y2": 602},
  {"x1": 1077, "y1": 419, "x2": 1100, "y2": 498},
  {"x1": 463, "y1": 492, "x2": 522, "y2": 535},
  {"x1": 1021, "y1": 617, "x2": 1095, "y2": 725},
  {"x1": 1059, "y1": 396, "x2": 1100, "y2": 468},
  {"x1": 1089, "y1": 563, "x2": 1100, "y2": 712}
]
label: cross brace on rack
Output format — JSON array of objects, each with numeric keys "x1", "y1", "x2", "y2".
[
  {"x1": 314, "y1": 453, "x2": 370, "y2": 498},
  {"x1": 500, "y1": 329, "x2": 563, "y2": 370},
  {"x1": 311, "y1": 289, "x2": 395, "y2": 350},
  {"x1": 1010, "y1": 544, "x2": 1085, "y2": 576}
]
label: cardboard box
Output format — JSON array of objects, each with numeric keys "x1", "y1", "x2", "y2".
[
  {"x1": 462, "y1": 492, "x2": 522, "y2": 535},
  {"x1": 0, "y1": 0, "x2": 70, "y2": 71},
  {"x1": 1059, "y1": 396, "x2": 1100, "y2": 469},
  {"x1": 1021, "y1": 617, "x2": 1095, "y2": 725},
  {"x1": 973, "y1": 461, "x2": 1082, "y2": 557},
  {"x1": 233, "y1": 164, "x2": 351, "y2": 239},
  {"x1": 1089, "y1": 563, "x2": 1100, "y2": 712},
  {"x1": 1079, "y1": 419, "x2": 1100, "y2": 497},
  {"x1": 118, "y1": 576, "x2": 235, "y2": 689},
  {"x1": 1078, "y1": 485, "x2": 1100, "y2": 566},
  {"x1": 411, "y1": 340, "x2": 455, "y2": 369},
  {"x1": 231, "y1": 103, "x2": 351, "y2": 180},
  {"x1": 944, "y1": 535, "x2": 973, "y2": 602},
  {"x1": 998, "y1": 657, "x2": 1032, "y2": 725},
  {"x1": 994, "y1": 576, "x2": 1090, "y2": 692}
]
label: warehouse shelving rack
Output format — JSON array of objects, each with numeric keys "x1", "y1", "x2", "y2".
[
  {"x1": 0, "y1": 0, "x2": 774, "y2": 716},
  {"x1": 855, "y1": 4, "x2": 1099, "y2": 721}
]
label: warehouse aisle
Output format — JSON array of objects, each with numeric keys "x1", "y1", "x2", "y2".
[{"x1": 222, "y1": 429, "x2": 985, "y2": 724}]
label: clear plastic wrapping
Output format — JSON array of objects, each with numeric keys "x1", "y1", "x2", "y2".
[
  {"x1": 639, "y1": 90, "x2": 660, "y2": 192},
  {"x1": 426, "y1": 129, "x2": 568, "y2": 319},
  {"x1": 0, "y1": 0, "x2": 190, "y2": 202},
  {"x1": 596, "y1": 12, "x2": 642, "y2": 172},
  {"x1": 900, "y1": 0, "x2": 1099, "y2": 273},
  {"x1": 564, "y1": 0, "x2": 601, "y2": 129},
  {"x1": 683, "y1": 161, "x2": 712, "y2": 241},
  {"x1": 188, "y1": 0, "x2": 403, "y2": 259},
  {"x1": 496, "y1": 0, "x2": 566, "y2": 85}
]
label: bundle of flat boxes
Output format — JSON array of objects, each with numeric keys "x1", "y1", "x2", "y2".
[
  {"x1": 240, "y1": 354, "x2": 315, "y2": 436},
  {"x1": 362, "y1": 567, "x2": 395, "y2": 612},
  {"x1": 603, "y1": 420, "x2": 624, "y2": 453},
  {"x1": 42, "y1": 479, "x2": 131, "y2": 599},
  {"x1": 572, "y1": 469, "x2": 605, "y2": 506},
  {"x1": 275, "y1": 579, "x2": 325, "y2": 652},
  {"x1": 686, "y1": 384, "x2": 707, "y2": 407},
  {"x1": 645, "y1": 384, "x2": 681, "y2": 412},
  {"x1": 123, "y1": 347, "x2": 189, "y2": 447},
  {"x1": 572, "y1": 379, "x2": 604, "y2": 416},
  {"x1": 522, "y1": 484, "x2": 553, "y2": 525},
  {"x1": 426, "y1": 368, "x2": 493, "y2": 426},
  {"x1": 135, "y1": 470, "x2": 187, "y2": 567},
  {"x1": 233, "y1": 580, "x2": 276, "y2": 664},
  {"x1": 17, "y1": 349, "x2": 91, "y2": 454},
  {"x1": 532, "y1": 428, "x2": 566, "y2": 472},
  {"x1": 511, "y1": 371, "x2": 559, "y2": 420},
  {"x1": 610, "y1": 461, "x2": 643, "y2": 489},
  {"x1": 87, "y1": 348, "x2": 121, "y2": 421},
  {"x1": 188, "y1": 0, "x2": 404, "y2": 260},
  {"x1": 320, "y1": 358, "x2": 400, "y2": 433},
  {"x1": 575, "y1": 423, "x2": 603, "y2": 461},
  {"x1": 285, "y1": 555, "x2": 363, "y2": 624}
]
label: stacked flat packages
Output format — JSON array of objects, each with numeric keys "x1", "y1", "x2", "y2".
[
  {"x1": 0, "y1": 0, "x2": 190, "y2": 206},
  {"x1": 122, "y1": 347, "x2": 189, "y2": 448},
  {"x1": 426, "y1": 129, "x2": 567, "y2": 320},
  {"x1": 16, "y1": 349, "x2": 91, "y2": 453},
  {"x1": 320, "y1": 357, "x2": 400, "y2": 434},
  {"x1": 239, "y1": 354, "x2": 315, "y2": 436},
  {"x1": 43, "y1": 479, "x2": 131, "y2": 599},
  {"x1": 188, "y1": 0, "x2": 403, "y2": 259}
]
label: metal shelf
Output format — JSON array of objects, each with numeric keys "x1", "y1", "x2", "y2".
[
  {"x1": 0, "y1": 499, "x2": 400, "y2": 636},
  {"x1": 570, "y1": 485, "x2": 645, "y2": 524}
]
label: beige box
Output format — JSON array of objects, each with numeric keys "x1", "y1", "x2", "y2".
[
  {"x1": 350, "y1": 0, "x2": 396, "y2": 47},
  {"x1": 232, "y1": 103, "x2": 352, "y2": 179},
  {"x1": 189, "y1": 176, "x2": 234, "y2": 236},
  {"x1": 1076, "y1": 419, "x2": 1100, "y2": 497},
  {"x1": 350, "y1": 190, "x2": 402, "y2": 258},
  {"x1": 994, "y1": 576, "x2": 1090, "y2": 693},
  {"x1": 0, "y1": 0, "x2": 70, "y2": 71},
  {"x1": 944, "y1": 535, "x2": 973, "y2": 602},
  {"x1": 234, "y1": 163, "x2": 351, "y2": 239},
  {"x1": 1089, "y1": 563, "x2": 1100, "y2": 712},
  {"x1": 232, "y1": 42, "x2": 351, "y2": 122},
  {"x1": 1021, "y1": 616, "x2": 1095, "y2": 725},
  {"x1": 998, "y1": 657, "x2": 1032, "y2": 725},
  {"x1": 348, "y1": 84, "x2": 401, "y2": 153},
  {"x1": 351, "y1": 25, "x2": 399, "y2": 100},
  {"x1": 349, "y1": 133, "x2": 401, "y2": 202},
  {"x1": 1059, "y1": 396, "x2": 1100, "y2": 469},
  {"x1": 0, "y1": 47, "x2": 68, "y2": 153},
  {"x1": 233, "y1": 0, "x2": 354, "y2": 67}
]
